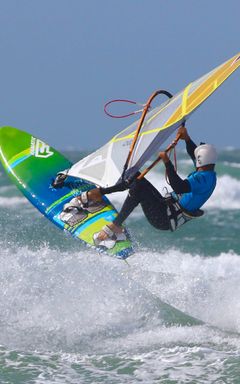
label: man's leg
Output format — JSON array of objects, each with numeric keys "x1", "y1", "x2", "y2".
[
  {"x1": 113, "y1": 178, "x2": 169, "y2": 230},
  {"x1": 89, "y1": 177, "x2": 169, "y2": 242}
]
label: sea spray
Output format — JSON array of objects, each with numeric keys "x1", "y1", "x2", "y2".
[{"x1": 1, "y1": 148, "x2": 240, "y2": 383}]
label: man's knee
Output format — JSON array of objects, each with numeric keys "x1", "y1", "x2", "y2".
[
  {"x1": 128, "y1": 178, "x2": 148, "y2": 200},
  {"x1": 129, "y1": 178, "x2": 144, "y2": 192}
]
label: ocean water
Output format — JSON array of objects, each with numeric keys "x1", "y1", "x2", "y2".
[{"x1": 1, "y1": 149, "x2": 240, "y2": 383}]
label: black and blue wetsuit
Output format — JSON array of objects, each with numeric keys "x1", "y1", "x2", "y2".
[{"x1": 100, "y1": 139, "x2": 216, "y2": 230}]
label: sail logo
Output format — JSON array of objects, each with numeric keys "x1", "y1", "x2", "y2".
[{"x1": 30, "y1": 137, "x2": 54, "y2": 158}]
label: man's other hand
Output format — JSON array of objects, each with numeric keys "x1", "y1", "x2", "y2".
[
  {"x1": 177, "y1": 125, "x2": 190, "y2": 141},
  {"x1": 159, "y1": 151, "x2": 170, "y2": 164}
]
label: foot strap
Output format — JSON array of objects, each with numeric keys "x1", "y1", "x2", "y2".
[
  {"x1": 60, "y1": 209, "x2": 87, "y2": 226},
  {"x1": 93, "y1": 225, "x2": 127, "y2": 249},
  {"x1": 79, "y1": 191, "x2": 107, "y2": 213},
  {"x1": 102, "y1": 225, "x2": 116, "y2": 239},
  {"x1": 80, "y1": 191, "x2": 88, "y2": 206},
  {"x1": 63, "y1": 197, "x2": 82, "y2": 212},
  {"x1": 52, "y1": 172, "x2": 68, "y2": 189}
]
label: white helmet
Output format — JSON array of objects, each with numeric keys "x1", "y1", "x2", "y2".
[{"x1": 194, "y1": 144, "x2": 217, "y2": 167}]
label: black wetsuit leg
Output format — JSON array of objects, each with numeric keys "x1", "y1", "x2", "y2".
[{"x1": 109, "y1": 178, "x2": 170, "y2": 230}]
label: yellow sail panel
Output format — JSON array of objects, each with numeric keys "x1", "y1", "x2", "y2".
[{"x1": 165, "y1": 53, "x2": 240, "y2": 128}]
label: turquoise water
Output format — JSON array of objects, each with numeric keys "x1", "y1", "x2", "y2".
[{"x1": 1, "y1": 149, "x2": 240, "y2": 383}]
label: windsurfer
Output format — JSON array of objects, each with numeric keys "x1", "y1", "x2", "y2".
[{"x1": 67, "y1": 125, "x2": 217, "y2": 246}]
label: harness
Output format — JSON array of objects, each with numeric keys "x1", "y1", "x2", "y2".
[{"x1": 164, "y1": 193, "x2": 204, "y2": 232}]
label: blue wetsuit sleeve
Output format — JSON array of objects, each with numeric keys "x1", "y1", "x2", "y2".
[
  {"x1": 186, "y1": 139, "x2": 197, "y2": 163},
  {"x1": 165, "y1": 160, "x2": 191, "y2": 194}
]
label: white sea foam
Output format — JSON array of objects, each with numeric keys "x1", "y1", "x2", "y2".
[
  {"x1": 0, "y1": 196, "x2": 29, "y2": 207},
  {"x1": 0, "y1": 185, "x2": 28, "y2": 206},
  {"x1": 1, "y1": 243, "x2": 240, "y2": 354},
  {"x1": 205, "y1": 174, "x2": 240, "y2": 210},
  {"x1": 1, "y1": 244, "x2": 240, "y2": 383},
  {"x1": 0, "y1": 185, "x2": 16, "y2": 193},
  {"x1": 130, "y1": 249, "x2": 240, "y2": 333},
  {"x1": 223, "y1": 161, "x2": 240, "y2": 168},
  {"x1": 177, "y1": 158, "x2": 193, "y2": 165}
]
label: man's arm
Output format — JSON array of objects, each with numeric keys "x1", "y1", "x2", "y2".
[
  {"x1": 177, "y1": 125, "x2": 197, "y2": 163},
  {"x1": 159, "y1": 152, "x2": 191, "y2": 194},
  {"x1": 186, "y1": 139, "x2": 197, "y2": 163}
]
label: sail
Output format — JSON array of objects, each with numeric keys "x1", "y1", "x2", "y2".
[{"x1": 67, "y1": 53, "x2": 240, "y2": 187}]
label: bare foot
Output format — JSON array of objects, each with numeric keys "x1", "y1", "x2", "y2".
[
  {"x1": 97, "y1": 222, "x2": 123, "y2": 241},
  {"x1": 87, "y1": 188, "x2": 103, "y2": 202}
]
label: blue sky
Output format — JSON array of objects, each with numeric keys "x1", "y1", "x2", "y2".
[{"x1": 0, "y1": 0, "x2": 239, "y2": 150}]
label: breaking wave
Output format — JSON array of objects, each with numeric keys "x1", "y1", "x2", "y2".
[{"x1": 1, "y1": 243, "x2": 240, "y2": 353}]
